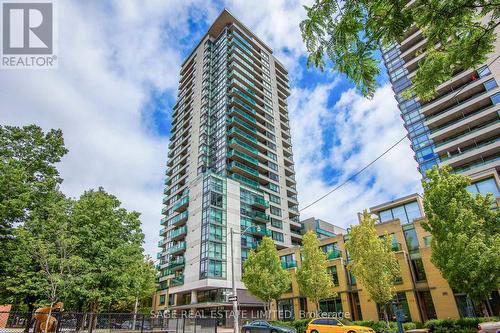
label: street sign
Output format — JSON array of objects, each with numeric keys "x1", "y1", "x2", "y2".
[{"x1": 228, "y1": 296, "x2": 238, "y2": 302}]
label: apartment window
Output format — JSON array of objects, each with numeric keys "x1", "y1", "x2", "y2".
[
  {"x1": 272, "y1": 230, "x2": 284, "y2": 242},
  {"x1": 267, "y1": 161, "x2": 278, "y2": 171},
  {"x1": 423, "y1": 236, "x2": 432, "y2": 247},
  {"x1": 378, "y1": 201, "x2": 422, "y2": 224},
  {"x1": 270, "y1": 205, "x2": 282, "y2": 217},
  {"x1": 268, "y1": 183, "x2": 280, "y2": 193},
  {"x1": 159, "y1": 294, "x2": 166, "y2": 305},
  {"x1": 478, "y1": 65, "x2": 491, "y2": 78},
  {"x1": 467, "y1": 177, "x2": 500, "y2": 197},
  {"x1": 404, "y1": 227, "x2": 419, "y2": 253},
  {"x1": 268, "y1": 172, "x2": 279, "y2": 182},
  {"x1": 328, "y1": 266, "x2": 339, "y2": 286},
  {"x1": 269, "y1": 194, "x2": 281, "y2": 204},
  {"x1": 484, "y1": 78, "x2": 498, "y2": 91},
  {"x1": 411, "y1": 258, "x2": 427, "y2": 281},
  {"x1": 491, "y1": 92, "x2": 500, "y2": 104},
  {"x1": 271, "y1": 218, "x2": 283, "y2": 229},
  {"x1": 278, "y1": 299, "x2": 294, "y2": 321},
  {"x1": 319, "y1": 297, "x2": 343, "y2": 314}
]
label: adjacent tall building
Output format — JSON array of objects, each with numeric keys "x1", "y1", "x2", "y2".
[
  {"x1": 382, "y1": 14, "x2": 500, "y2": 187},
  {"x1": 155, "y1": 9, "x2": 302, "y2": 317}
]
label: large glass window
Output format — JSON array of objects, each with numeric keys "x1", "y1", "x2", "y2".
[
  {"x1": 278, "y1": 299, "x2": 294, "y2": 321},
  {"x1": 484, "y1": 78, "x2": 498, "y2": 91},
  {"x1": 467, "y1": 177, "x2": 500, "y2": 197},
  {"x1": 378, "y1": 201, "x2": 422, "y2": 224},
  {"x1": 404, "y1": 227, "x2": 419, "y2": 253},
  {"x1": 319, "y1": 297, "x2": 343, "y2": 315}
]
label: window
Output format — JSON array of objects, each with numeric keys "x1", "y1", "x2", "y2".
[
  {"x1": 270, "y1": 205, "x2": 282, "y2": 217},
  {"x1": 484, "y1": 78, "x2": 498, "y2": 91},
  {"x1": 319, "y1": 297, "x2": 343, "y2": 315},
  {"x1": 478, "y1": 65, "x2": 491, "y2": 78},
  {"x1": 467, "y1": 177, "x2": 500, "y2": 197},
  {"x1": 328, "y1": 266, "x2": 339, "y2": 286},
  {"x1": 378, "y1": 201, "x2": 422, "y2": 224},
  {"x1": 411, "y1": 258, "x2": 427, "y2": 281},
  {"x1": 491, "y1": 92, "x2": 500, "y2": 105},
  {"x1": 271, "y1": 218, "x2": 283, "y2": 229},
  {"x1": 269, "y1": 194, "x2": 281, "y2": 204},
  {"x1": 404, "y1": 227, "x2": 419, "y2": 253},
  {"x1": 423, "y1": 236, "x2": 432, "y2": 247},
  {"x1": 159, "y1": 294, "x2": 166, "y2": 305},
  {"x1": 272, "y1": 230, "x2": 284, "y2": 242},
  {"x1": 268, "y1": 183, "x2": 280, "y2": 193},
  {"x1": 278, "y1": 299, "x2": 294, "y2": 321}
]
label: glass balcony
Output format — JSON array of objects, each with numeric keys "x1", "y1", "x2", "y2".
[
  {"x1": 160, "y1": 217, "x2": 168, "y2": 225},
  {"x1": 250, "y1": 195, "x2": 269, "y2": 209},
  {"x1": 281, "y1": 260, "x2": 297, "y2": 269},
  {"x1": 228, "y1": 116, "x2": 257, "y2": 133},
  {"x1": 227, "y1": 127, "x2": 258, "y2": 144},
  {"x1": 251, "y1": 210, "x2": 270, "y2": 222},
  {"x1": 229, "y1": 138, "x2": 259, "y2": 155},
  {"x1": 227, "y1": 149, "x2": 259, "y2": 166},
  {"x1": 159, "y1": 227, "x2": 167, "y2": 236},
  {"x1": 168, "y1": 225, "x2": 188, "y2": 240},
  {"x1": 231, "y1": 87, "x2": 256, "y2": 105},
  {"x1": 169, "y1": 210, "x2": 188, "y2": 226},
  {"x1": 167, "y1": 242, "x2": 186, "y2": 255},
  {"x1": 228, "y1": 161, "x2": 259, "y2": 177},
  {"x1": 167, "y1": 257, "x2": 185, "y2": 270},
  {"x1": 172, "y1": 195, "x2": 189, "y2": 212},
  {"x1": 230, "y1": 107, "x2": 256, "y2": 124},
  {"x1": 435, "y1": 119, "x2": 500, "y2": 148},
  {"x1": 170, "y1": 274, "x2": 184, "y2": 286},
  {"x1": 231, "y1": 173, "x2": 260, "y2": 189}
]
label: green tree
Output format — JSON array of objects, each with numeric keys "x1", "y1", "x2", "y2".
[
  {"x1": 242, "y1": 236, "x2": 291, "y2": 318},
  {"x1": 300, "y1": 0, "x2": 500, "y2": 100},
  {"x1": 0, "y1": 125, "x2": 68, "y2": 311},
  {"x1": 64, "y1": 188, "x2": 155, "y2": 313},
  {"x1": 296, "y1": 231, "x2": 335, "y2": 313},
  {"x1": 345, "y1": 211, "x2": 400, "y2": 323},
  {"x1": 422, "y1": 166, "x2": 500, "y2": 315}
]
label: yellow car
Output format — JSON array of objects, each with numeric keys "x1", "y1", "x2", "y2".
[{"x1": 306, "y1": 318, "x2": 375, "y2": 333}]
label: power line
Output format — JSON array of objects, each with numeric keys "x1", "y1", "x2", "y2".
[{"x1": 299, "y1": 55, "x2": 500, "y2": 212}]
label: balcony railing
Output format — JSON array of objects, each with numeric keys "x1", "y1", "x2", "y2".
[
  {"x1": 168, "y1": 225, "x2": 188, "y2": 239},
  {"x1": 228, "y1": 116, "x2": 257, "y2": 133},
  {"x1": 167, "y1": 242, "x2": 186, "y2": 255},
  {"x1": 227, "y1": 149, "x2": 259, "y2": 166},
  {"x1": 251, "y1": 210, "x2": 270, "y2": 222},
  {"x1": 167, "y1": 257, "x2": 185, "y2": 270},
  {"x1": 228, "y1": 161, "x2": 259, "y2": 177},
  {"x1": 169, "y1": 211, "x2": 188, "y2": 226},
  {"x1": 227, "y1": 127, "x2": 258, "y2": 144},
  {"x1": 434, "y1": 119, "x2": 500, "y2": 148},
  {"x1": 170, "y1": 275, "x2": 184, "y2": 286},
  {"x1": 229, "y1": 138, "x2": 259, "y2": 155},
  {"x1": 231, "y1": 173, "x2": 260, "y2": 189},
  {"x1": 172, "y1": 195, "x2": 189, "y2": 212}
]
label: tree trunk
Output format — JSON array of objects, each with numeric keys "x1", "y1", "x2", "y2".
[
  {"x1": 481, "y1": 300, "x2": 490, "y2": 318},
  {"x1": 24, "y1": 302, "x2": 35, "y2": 333},
  {"x1": 383, "y1": 305, "x2": 390, "y2": 329},
  {"x1": 44, "y1": 302, "x2": 54, "y2": 333},
  {"x1": 315, "y1": 300, "x2": 320, "y2": 317}
]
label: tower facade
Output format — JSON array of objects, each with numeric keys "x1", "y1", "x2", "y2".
[
  {"x1": 155, "y1": 10, "x2": 302, "y2": 315},
  {"x1": 382, "y1": 16, "x2": 500, "y2": 190}
]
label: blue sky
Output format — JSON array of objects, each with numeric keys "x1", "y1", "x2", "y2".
[{"x1": 0, "y1": 0, "x2": 422, "y2": 256}]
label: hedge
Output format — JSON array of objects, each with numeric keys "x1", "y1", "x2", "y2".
[{"x1": 271, "y1": 317, "x2": 500, "y2": 333}]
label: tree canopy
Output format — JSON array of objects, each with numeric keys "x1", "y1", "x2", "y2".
[
  {"x1": 296, "y1": 231, "x2": 335, "y2": 311},
  {"x1": 300, "y1": 0, "x2": 500, "y2": 100},
  {"x1": 422, "y1": 166, "x2": 500, "y2": 304},
  {"x1": 0, "y1": 125, "x2": 155, "y2": 312},
  {"x1": 242, "y1": 236, "x2": 291, "y2": 315},
  {"x1": 345, "y1": 211, "x2": 400, "y2": 320}
]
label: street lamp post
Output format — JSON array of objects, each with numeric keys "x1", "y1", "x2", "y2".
[{"x1": 230, "y1": 225, "x2": 260, "y2": 333}]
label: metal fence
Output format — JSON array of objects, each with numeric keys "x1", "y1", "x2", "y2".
[{"x1": 0, "y1": 312, "x2": 218, "y2": 333}]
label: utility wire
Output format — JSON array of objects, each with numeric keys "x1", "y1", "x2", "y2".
[{"x1": 299, "y1": 55, "x2": 500, "y2": 212}]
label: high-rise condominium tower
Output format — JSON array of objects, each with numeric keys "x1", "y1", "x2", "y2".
[
  {"x1": 155, "y1": 10, "x2": 302, "y2": 316},
  {"x1": 382, "y1": 15, "x2": 500, "y2": 193}
]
